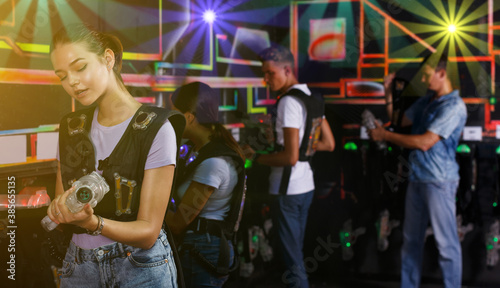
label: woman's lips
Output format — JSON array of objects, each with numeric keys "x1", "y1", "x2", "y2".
[{"x1": 75, "y1": 89, "x2": 88, "y2": 98}]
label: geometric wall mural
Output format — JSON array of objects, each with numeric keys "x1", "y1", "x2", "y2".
[{"x1": 1, "y1": 0, "x2": 500, "y2": 136}]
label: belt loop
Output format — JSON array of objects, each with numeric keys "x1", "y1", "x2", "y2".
[
  {"x1": 117, "y1": 242, "x2": 125, "y2": 257},
  {"x1": 160, "y1": 230, "x2": 168, "y2": 246},
  {"x1": 75, "y1": 245, "x2": 81, "y2": 264}
]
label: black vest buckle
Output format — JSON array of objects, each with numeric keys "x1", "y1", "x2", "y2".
[
  {"x1": 133, "y1": 111, "x2": 157, "y2": 130},
  {"x1": 67, "y1": 114, "x2": 87, "y2": 136}
]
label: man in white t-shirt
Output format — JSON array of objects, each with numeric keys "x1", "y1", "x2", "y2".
[{"x1": 251, "y1": 45, "x2": 335, "y2": 288}]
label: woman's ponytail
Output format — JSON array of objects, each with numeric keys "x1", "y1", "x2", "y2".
[{"x1": 206, "y1": 123, "x2": 244, "y2": 161}]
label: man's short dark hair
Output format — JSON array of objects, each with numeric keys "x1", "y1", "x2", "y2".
[
  {"x1": 422, "y1": 51, "x2": 448, "y2": 72},
  {"x1": 258, "y1": 45, "x2": 295, "y2": 67}
]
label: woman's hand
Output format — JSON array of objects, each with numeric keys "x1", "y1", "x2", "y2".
[{"x1": 46, "y1": 186, "x2": 96, "y2": 230}]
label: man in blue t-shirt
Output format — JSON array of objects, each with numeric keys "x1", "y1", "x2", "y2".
[{"x1": 369, "y1": 53, "x2": 467, "y2": 288}]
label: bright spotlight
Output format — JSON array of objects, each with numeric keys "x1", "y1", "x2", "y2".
[
  {"x1": 448, "y1": 24, "x2": 456, "y2": 33},
  {"x1": 203, "y1": 10, "x2": 216, "y2": 23}
]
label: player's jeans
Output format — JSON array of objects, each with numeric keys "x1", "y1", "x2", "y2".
[
  {"x1": 179, "y1": 232, "x2": 234, "y2": 288},
  {"x1": 60, "y1": 229, "x2": 177, "y2": 288},
  {"x1": 401, "y1": 181, "x2": 461, "y2": 288},
  {"x1": 274, "y1": 190, "x2": 314, "y2": 288}
]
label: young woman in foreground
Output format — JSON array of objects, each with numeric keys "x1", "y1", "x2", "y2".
[{"x1": 47, "y1": 23, "x2": 177, "y2": 287}]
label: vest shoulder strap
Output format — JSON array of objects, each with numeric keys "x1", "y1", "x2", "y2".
[
  {"x1": 275, "y1": 88, "x2": 325, "y2": 195},
  {"x1": 181, "y1": 142, "x2": 245, "y2": 234},
  {"x1": 59, "y1": 106, "x2": 97, "y2": 191},
  {"x1": 106, "y1": 106, "x2": 182, "y2": 165},
  {"x1": 283, "y1": 88, "x2": 324, "y2": 117},
  {"x1": 280, "y1": 88, "x2": 325, "y2": 160},
  {"x1": 59, "y1": 106, "x2": 96, "y2": 141},
  {"x1": 166, "y1": 109, "x2": 187, "y2": 152}
]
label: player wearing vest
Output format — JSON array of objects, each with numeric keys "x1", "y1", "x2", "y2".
[
  {"x1": 47, "y1": 23, "x2": 179, "y2": 287},
  {"x1": 165, "y1": 82, "x2": 246, "y2": 288},
  {"x1": 246, "y1": 45, "x2": 335, "y2": 288}
]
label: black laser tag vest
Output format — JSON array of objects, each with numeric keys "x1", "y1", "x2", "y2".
[
  {"x1": 176, "y1": 141, "x2": 246, "y2": 237},
  {"x1": 273, "y1": 88, "x2": 325, "y2": 195},
  {"x1": 175, "y1": 141, "x2": 245, "y2": 275},
  {"x1": 58, "y1": 105, "x2": 185, "y2": 234}
]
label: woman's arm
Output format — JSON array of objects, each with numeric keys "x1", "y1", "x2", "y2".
[
  {"x1": 165, "y1": 181, "x2": 215, "y2": 235},
  {"x1": 102, "y1": 164, "x2": 175, "y2": 248},
  {"x1": 55, "y1": 162, "x2": 64, "y2": 196},
  {"x1": 48, "y1": 165, "x2": 175, "y2": 249}
]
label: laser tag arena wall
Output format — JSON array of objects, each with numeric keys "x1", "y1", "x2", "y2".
[{"x1": 2, "y1": 0, "x2": 500, "y2": 286}]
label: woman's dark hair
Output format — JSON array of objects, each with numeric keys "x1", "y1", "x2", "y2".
[
  {"x1": 51, "y1": 23, "x2": 125, "y2": 88},
  {"x1": 172, "y1": 82, "x2": 244, "y2": 160}
]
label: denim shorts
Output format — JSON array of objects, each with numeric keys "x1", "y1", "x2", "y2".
[{"x1": 60, "y1": 229, "x2": 177, "y2": 288}]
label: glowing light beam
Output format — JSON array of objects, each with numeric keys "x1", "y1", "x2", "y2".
[{"x1": 203, "y1": 10, "x2": 216, "y2": 23}]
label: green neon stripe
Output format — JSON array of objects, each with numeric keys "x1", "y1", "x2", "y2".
[
  {"x1": 0, "y1": 125, "x2": 59, "y2": 136},
  {"x1": 156, "y1": 23, "x2": 213, "y2": 71},
  {"x1": 156, "y1": 62, "x2": 212, "y2": 70},
  {"x1": 16, "y1": 42, "x2": 50, "y2": 53},
  {"x1": 247, "y1": 86, "x2": 267, "y2": 114},
  {"x1": 219, "y1": 91, "x2": 238, "y2": 111},
  {"x1": 216, "y1": 57, "x2": 262, "y2": 66},
  {"x1": 154, "y1": 87, "x2": 176, "y2": 92},
  {"x1": 215, "y1": 33, "x2": 262, "y2": 66},
  {"x1": 0, "y1": 41, "x2": 12, "y2": 50}
]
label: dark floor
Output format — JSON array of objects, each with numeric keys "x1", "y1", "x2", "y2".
[
  {"x1": 227, "y1": 176, "x2": 500, "y2": 288},
  {"x1": 226, "y1": 269, "x2": 493, "y2": 288},
  {"x1": 226, "y1": 271, "x2": 490, "y2": 288}
]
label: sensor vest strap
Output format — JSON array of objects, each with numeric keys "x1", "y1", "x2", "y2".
[{"x1": 273, "y1": 88, "x2": 325, "y2": 195}]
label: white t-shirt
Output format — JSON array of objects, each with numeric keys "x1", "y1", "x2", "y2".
[
  {"x1": 67, "y1": 107, "x2": 177, "y2": 249},
  {"x1": 175, "y1": 156, "x2": 238, "y2": 220},
  {"x1": 89, "y1": 107, "x2": 177, "y2": 171},
  {"x1": 269, "y1": 84, "x2": 315, "y2": 195}
]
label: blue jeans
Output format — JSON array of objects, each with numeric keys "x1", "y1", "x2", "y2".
[
  {"x1": 273, "y1": 191, "x2": 314, "y2": 288},
  {"x1": 60, "y1": 229, "x2": 177, "y2": 288},
  {"x1": 401, "y1": 181, "x2": 461, "y2": 288},
  {"x1": 179, "y1": 232, "x2": 234, "y2": 288}
]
